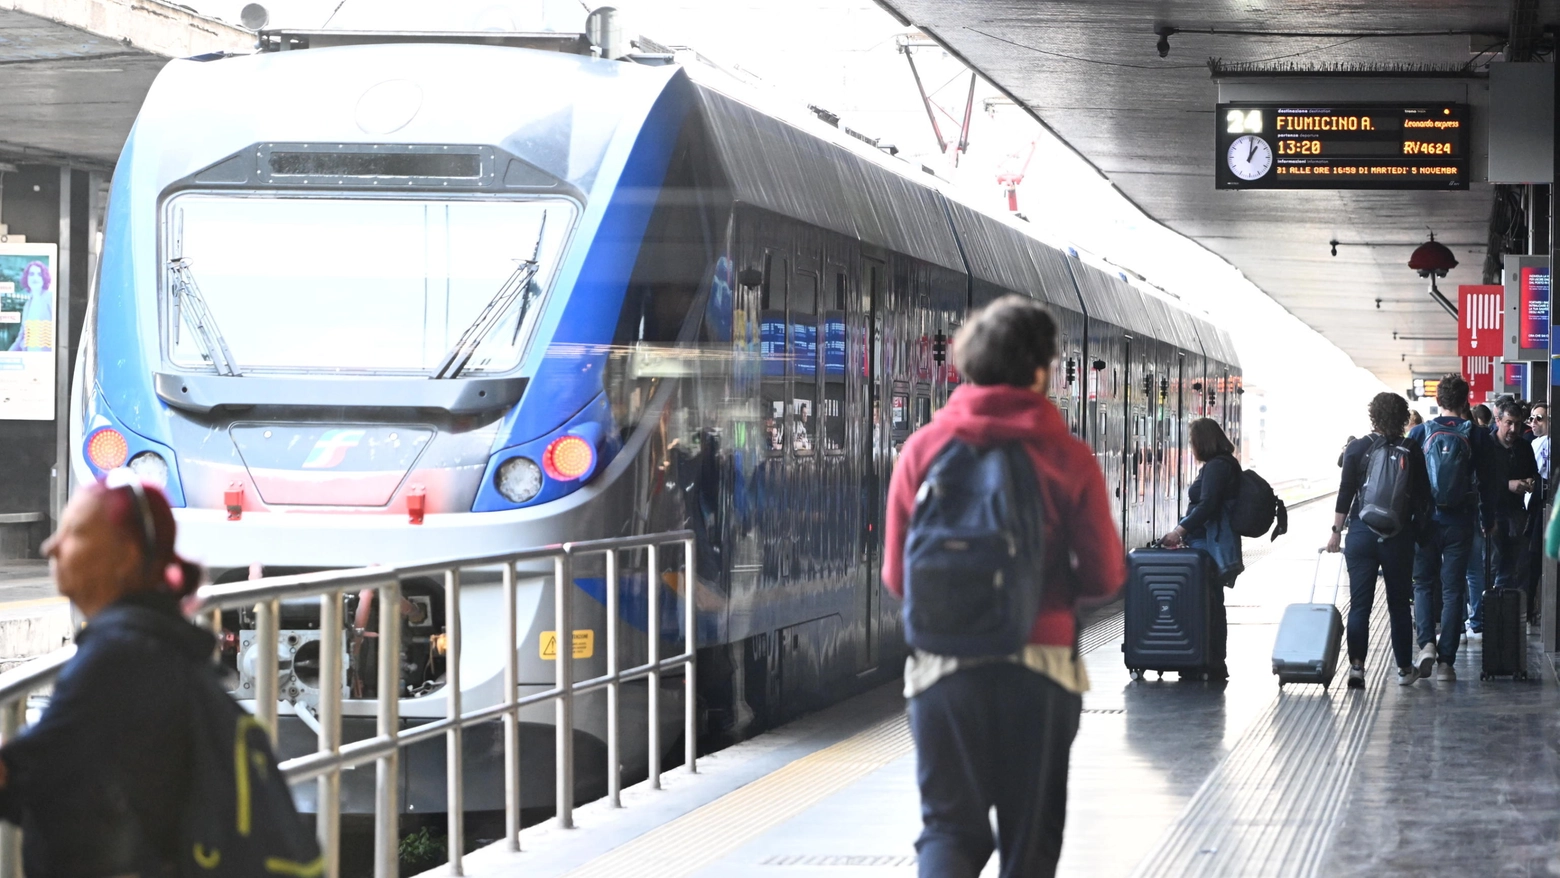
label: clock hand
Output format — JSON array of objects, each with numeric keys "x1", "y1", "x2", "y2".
[{"x1": 1247, "y1": 140, "x2": 1258, "y2": 162}]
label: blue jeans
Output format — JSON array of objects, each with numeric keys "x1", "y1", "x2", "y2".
[
  {"x1": 1466, "y1": 530, "x2": 1487, "y2": 632},
  {"x1": 1413, "y1": 519, "x2": 1473, "y2": 664},
  {"x1": 1344, "y1": 525, "x2": 1415, "y2": 669}
]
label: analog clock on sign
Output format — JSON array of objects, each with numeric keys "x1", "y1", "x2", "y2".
[{"x1": 1227, "y1": 135, "x2": 1273, "y2": 181}]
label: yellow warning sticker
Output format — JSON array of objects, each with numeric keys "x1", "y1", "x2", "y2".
[{"x1": 540, "y1": 630, "x2": 595, "y2": 660}]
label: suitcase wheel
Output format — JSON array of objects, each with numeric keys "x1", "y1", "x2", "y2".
[
  {"x1": 1129, "y1": 669, "x2": 1144, "y2": 682},
  {"x1": 1480, "y1": 672, "x2": 1491, "y2": 681}
]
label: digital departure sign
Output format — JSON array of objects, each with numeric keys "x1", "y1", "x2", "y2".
[{"x1": 1215, "y1": 103, "x2": 1469, "y2": 190}]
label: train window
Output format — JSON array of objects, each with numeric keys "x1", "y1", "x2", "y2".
[
  {"x1": 892, "y1": 393, "x2": 909, "y2": 432},
  {"x1": 822, "y1": 385, "x2": 845, "y2": 453},
  {"x1": 761, "y1": 254, "x2": 788, "y2": 455},
  {"x1": 833, "y1": 270, "x2": 847, "y2": 311},
  {"x1": 915, "y1": 395, "x2": 931, "y2": 428},
  {"x1": 792, "y1": 271, "x2": 818, "y2": 455},
  {"x1": 822, "y1": 274, "x2": 846, "y2": 454}
]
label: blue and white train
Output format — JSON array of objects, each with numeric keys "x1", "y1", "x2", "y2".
[{"x1": 70, "y1": 33, "x2": 1240, "y2": 818}]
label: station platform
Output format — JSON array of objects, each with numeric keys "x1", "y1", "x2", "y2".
[{"x1": 440, "y1": 498, "x2": 1560, "y2": 878}]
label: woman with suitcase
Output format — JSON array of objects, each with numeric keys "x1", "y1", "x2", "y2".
[
  {"x1": 1160, "y1": 418, "x2": 1244, "y2": 681},
  {"x1": 1327, "y1": 392, "x2": 1430, "y2": 687}
]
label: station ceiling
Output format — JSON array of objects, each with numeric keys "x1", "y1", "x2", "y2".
[
  {"x1": 877, "y1": 0, "x2": 1557, "y2": 389},
  {"x1": 0, "y1": 2, "x2": 250, "y2": 170}
]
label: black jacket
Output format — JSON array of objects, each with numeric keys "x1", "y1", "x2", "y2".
[
  {"x1": 0, "y1": 592, "x2": 213, "y2": 877},
  {"x1": 1179, "y1": 454, "x2": 1238, "y2": 537}
]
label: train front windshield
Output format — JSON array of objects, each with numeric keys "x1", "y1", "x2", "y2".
[{"x1": 163, "y1": 194, "x2": 575, "y2": 375}]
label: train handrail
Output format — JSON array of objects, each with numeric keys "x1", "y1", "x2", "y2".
[{"x1": 0, "y1": 529, "x2": 699, "y2": 878}]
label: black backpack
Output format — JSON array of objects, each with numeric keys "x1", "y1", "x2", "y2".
[
  {"x1": 1358, "y1": 435, "x2": 1413, "y2": 538},
  {"x1": 180, "y1": 668, "x2": 322, "y2": 878},
  {"x1": 1229, "y1": 462, "x2": 1288, "y2": 540},
  {"x1": 902, "y1": 439, "x2": 1045, "y2": 657}
]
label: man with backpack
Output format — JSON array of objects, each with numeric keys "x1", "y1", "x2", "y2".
[
  {"x1": 883, "y1": 295, "x2": 1125, "y2": 878},
  {"x1": 1327, "y1": 392, "x2": 1430, "y2": 686},
  {"x1": 1406, "y1": 374, "x2": 1499, "y2": 682}
]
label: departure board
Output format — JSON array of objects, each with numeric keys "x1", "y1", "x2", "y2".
[{"x1": 1215, "y1": 103, "x2": 1468, "y2": 190}]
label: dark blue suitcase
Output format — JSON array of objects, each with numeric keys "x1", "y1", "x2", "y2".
[{"x1": 1123, "y1": 547, "x2": 1214, "y2": 680}]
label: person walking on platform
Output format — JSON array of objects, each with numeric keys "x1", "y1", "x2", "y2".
[
  {"x1": 883, "y1": 295, "x2": 1125, "y2": 878},
  {"x1": 1328, "y1": 392, "x2": 1431, "y2": 686},
  {"x1": 1159, "y1": 418, "x2": 1244, "y2": 681},
  {"x1": 1407, "y1": 374, "x2": 1498, "y2": 682},
  {"x1": 1528, "y1": 403, "x2": 1548, "y2": 623}
]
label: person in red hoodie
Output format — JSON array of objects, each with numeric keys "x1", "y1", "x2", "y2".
[{"x1": 883, "y1": 295, "x2": 1126, "y2": 878}]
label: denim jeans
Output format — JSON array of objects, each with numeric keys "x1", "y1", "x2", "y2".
[
  {"x1": 1466, "y1": 529, "x2": 1487, "y2": 632},
  {"x1": 1344, "y1": 525, "x2": 1415, "y2": 669},
  {"x1": 910, "y1": 665, "x2": 1081, "y2": 878},
  {"x1": 1413, "y1": 519, "x2": 1473, "y2": 664}
]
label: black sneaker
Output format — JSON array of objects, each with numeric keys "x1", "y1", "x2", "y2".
[{"x1": 1347, "y1": 665, "x2": 1366, "y2": 688}]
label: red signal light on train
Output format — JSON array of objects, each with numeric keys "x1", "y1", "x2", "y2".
[
  {"x1": 86, "y1": 428, "x2": 129, "y2": 470},
  {"x1": 542, "y1": 435, "x2": 595, "y2": 481}
]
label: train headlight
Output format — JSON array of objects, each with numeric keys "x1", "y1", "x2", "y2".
[
  {"x1": 127, "y1": 451, "x2": 170, "y2": 488},
  {"x1": 495, "y1": 457, "x2": 543, "y2": 503},
  {"x1": 86, "y1": 428, "x2": 129, "y2": 471},
  {"x1": 542, "y1": 435, "x2": 595, "y2": 481}
]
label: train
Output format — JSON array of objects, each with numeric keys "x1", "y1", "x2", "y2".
[{"x1": 67, "y1": 33, "x2": 1240, "y2": 820}]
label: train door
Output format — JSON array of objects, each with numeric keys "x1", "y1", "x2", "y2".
[
  {"x1": 1120, "y1": 334, "x2": 1133, "y2": 542},
  {"x1": 855, "y1": 258, "x2": 882, "y2": 669},
  {"x1": 758, "y1": 246, "x2": 791, "y2": 587},
  {"x1": 1176, "y1": 354, "x2": 1186, "y2": 519}
]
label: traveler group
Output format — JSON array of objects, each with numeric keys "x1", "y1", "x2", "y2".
[{"x1": 1331, "y1": 374, "x2": 1548, "y2": 684}]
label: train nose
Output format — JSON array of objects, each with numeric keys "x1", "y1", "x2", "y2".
[{"x1": 230, "y1": 424, "x2": 433, "y2": 506}]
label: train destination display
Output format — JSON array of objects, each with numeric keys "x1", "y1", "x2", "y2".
[{"x1": 1215, "y1": 103, "x2": 1468, "y2": 190}]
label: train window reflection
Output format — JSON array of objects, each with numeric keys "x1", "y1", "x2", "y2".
[
  {"x1": 914, "y1": 395, "x2": 931, "y2": 428},
  {"x1": 891, "y1": 393, "x2": 909, "y2": 431},
  {"x1": 793, "y1": 272, "x2": 818, "y2": 457},
  {"x1": 165, "y1": 194, "x2": 574, "y2": 374}
]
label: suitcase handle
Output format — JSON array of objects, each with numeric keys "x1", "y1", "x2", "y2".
[{"x1": 1312, "y1": 547, "x2": 1344, "y2": 605}]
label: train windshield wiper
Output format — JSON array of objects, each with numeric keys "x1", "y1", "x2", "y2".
[
  {"x1": 166, "y1": 257, "x2": 241, "y2": 377},
  {"x1": 433, "y1": 216, "x2": 548, "y2": 380}
]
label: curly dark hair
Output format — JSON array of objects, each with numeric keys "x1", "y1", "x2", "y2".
[
  {"x1": 953, "y1": 295, "x2": 1058, "y2": 387},
  {"x1": 1436, "y1": 373, "x2": 1470, "y2": 415},
  {"x1": 1367, "y1": 392, "x2": 1410, "y2": 438}
]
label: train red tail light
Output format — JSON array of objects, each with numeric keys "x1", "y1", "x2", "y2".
[
  {"x1": 542, "y1": 435, "x2": 595, "y2": 481},
  {"x1": 407, "y1": 484, "x2": 426, "y2": 525},
  {"x1": 86, "y1": 428, "x2": 129, "y2": 471}
]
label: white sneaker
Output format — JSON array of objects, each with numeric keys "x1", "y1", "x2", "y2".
[
  {"x1": 1465, "y1": 629, "x2": 1483, "y2": 643},
  {"x1": 1434, "y1": 663, "x2": 1457, "y2": 683},
  {"x1": 1416, "y1": 643, "x2": 1437, "y2": 678},
  {"x1": 1397, "y1": 667, "x2": 1420, "y2": 685}
]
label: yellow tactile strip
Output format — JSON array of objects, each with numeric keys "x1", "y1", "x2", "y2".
[{"x1": 561, "y1": 714, "x2": 915, "y2": 878}]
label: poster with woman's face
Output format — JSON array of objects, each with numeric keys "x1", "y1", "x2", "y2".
[{"x1": 0, "y1": 243, "x2": 60, "y2": 420}]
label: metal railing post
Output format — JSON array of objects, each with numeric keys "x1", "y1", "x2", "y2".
[
  {"x1": 256, "y1": 598, "x2": 280, "y2": 745},
  {"x1": 317, "y1": 590, "x2": 343, "y2": 878},
  {"x1": 373, "y1": 581, "x2": 402, "y2": 878},
  {"x1": 445, "y1": 568, "x2": 464, "y2": 876},
  {"x1": 554, "y1": 550, "x2": 575, "y2": 828},
  {"x1": 683, "y1": 537, "x2": 697, "y2": 775},
  {"x1": 605, "y1": 548, "x2": 621, "y2": 807},
  {"x1": 0, "y1": 699, "x2": 24, "y2": 878},
  {"x1": 646, "y1": 543, "x2": 660, "y2": 790},
  {"x1": 502, "y1": 562, "x2": 521, "y2": 851}
]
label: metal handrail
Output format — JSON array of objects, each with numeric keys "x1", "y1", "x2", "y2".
[{"x1": 0, "y1": 530, "x2": 698, "y2": 878}]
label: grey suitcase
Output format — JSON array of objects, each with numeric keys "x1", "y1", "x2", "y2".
[{"x1": 1272, "y1": 549, "x2": 1344, "y2": 687}]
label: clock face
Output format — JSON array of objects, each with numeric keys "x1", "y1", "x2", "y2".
[{"x1": 1227, "y1": 135, "x2": 1273, "y2": 181}]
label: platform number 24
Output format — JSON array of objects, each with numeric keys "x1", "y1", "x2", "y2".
[{"x1": 1226, "y1": 110, "x2": 1263, "y2": 134}]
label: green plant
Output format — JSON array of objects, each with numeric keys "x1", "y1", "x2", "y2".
[{"x1": 398, "y1": 827, "x2": 447, "y2": 870}]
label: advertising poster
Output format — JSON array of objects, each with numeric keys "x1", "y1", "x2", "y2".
[
  {"x1": 1521, "y1": 265, "x2": 1550, "y2": 352},
  {"x1": 0, "y1": 243, "x2": 59, "y2": 420},
  {"x1": 1506, "y1": 362, "x2": 1527, "y2": 389}
]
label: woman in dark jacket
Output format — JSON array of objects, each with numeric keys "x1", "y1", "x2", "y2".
[
  {"x1": 1328, "y1": 392, "x2": 1431, "y2": 688},
  {"x1": 1160, "y1": 418, "x2": 1242, "y2": 680},
  {"x1": 0, "y1": 476, "x2": 208, "y2": 877}
]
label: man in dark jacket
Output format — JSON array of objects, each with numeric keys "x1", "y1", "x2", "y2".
[
  {"x1": 883, "y1": 296, "x2": 1124, "y2": 878},
  {"x1": 0, "y1": 481, "x2": 212, "y2": 876},
  {"x1": 1406, "y1": 374, "x2": 1499, "y2": 681},
  {"x1": 1489, "y1": 399, "x2": 1539, "y2": 606}
]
